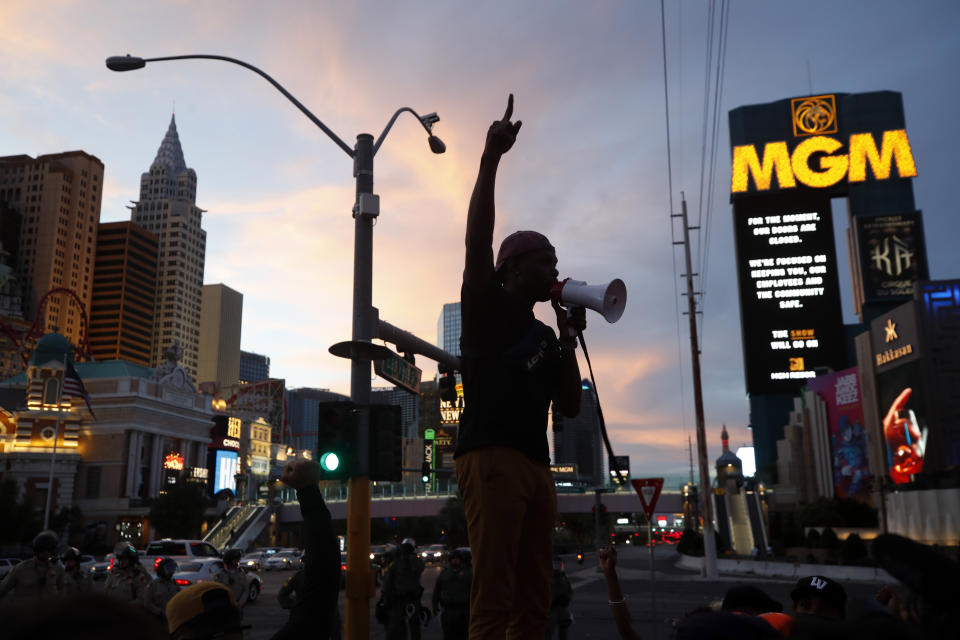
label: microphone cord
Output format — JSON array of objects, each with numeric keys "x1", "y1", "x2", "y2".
[{"x1": 576, "y1": 329, "x2": 626, "y2": 486}]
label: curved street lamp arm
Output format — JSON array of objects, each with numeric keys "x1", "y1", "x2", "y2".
[
  {"x1": 143, "y1": 54, "x2": 354, "y2": 157},
  {"x1": 373, "y1": 107, "x2": 434, "y2": 155}
]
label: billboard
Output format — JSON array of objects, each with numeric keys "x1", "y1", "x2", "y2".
[
  {"x1": 213, "y1": 450, "x2": 239, "y2": 494},
  {"x1": 729, "y1": 91, "x2": 922, "y2": 397},
  {"x1": 732, "y1": 193, "x2": 846, "y2": 394},
  {"x1": 871, "y1": 301, "x2": 927, "y2": 484},
  {"x1": 433, "y1": 426, "x2": 457, "y2": 469},
  {"x1": 807, "y1": 368, "x2": 871, "y2": 501},
  {"x1": 854, "y1": 213, "x2": 928, "y2": 302},
  {"x1": 873, "y1": 286, "x2": 960, "y2": 483}
]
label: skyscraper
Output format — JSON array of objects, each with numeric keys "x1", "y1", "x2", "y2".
[
  {"x1": 552, "y1": 379, "x2": 603, "y2": 483},
  {"x1": 89, "y1": 222, "x2": 158, "y2": 365},
  {"x1": 238, "y1": 350, "x2": 270, "y2": 385},
  {"x1": 0, "y1": 151, "x2": 104, "y2": 348},
  {"x1": 197, "y1": 284, "x2": 243, "y2": 389},
  {"x1": 371, "y1": 386, "x2": 420, "y2": 440},
  {"x1": 437, "y1": 302, "x2": 462, "y2": 358},
  {"x1": 285, "y1": 388, "x2": 351, "y2": 453},
  {"x1": 131, "y1": 115, "x2": 207, "y2": 383}
]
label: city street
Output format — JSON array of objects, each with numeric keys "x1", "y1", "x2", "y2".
[{"x1": 243, "y1": 544, "x2": 894, "y2": 639}]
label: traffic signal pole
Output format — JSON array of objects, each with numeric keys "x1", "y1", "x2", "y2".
[{"x1": 346, "y1": 133, "x2": 375, "y2": 639}]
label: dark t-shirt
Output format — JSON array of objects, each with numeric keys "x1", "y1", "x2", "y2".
[{"x1": 454, "y1": 279, "x2": 562, "y2": 465}]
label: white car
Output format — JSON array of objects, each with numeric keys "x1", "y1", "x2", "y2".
[
  {"x1": 171, "y1": 559, "x2": 262, "y2": 603},
  {"x1": 241, "y1": 552, "x2": 266, "y2": 571},
  {"x1": 263, "y1": 550, "x2": 301, "y2": 571}
]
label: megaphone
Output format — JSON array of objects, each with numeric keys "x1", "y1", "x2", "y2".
[{"x1": 550, "y1": 278, "x2": 627, "y2": 323}]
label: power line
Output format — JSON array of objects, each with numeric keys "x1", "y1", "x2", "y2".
[
  {"x1": 698, "y1": 0, "x2": 731, "y2": 338},
  {"x1": 661, "y1": 0, "x2": 690, "y2": 442}
]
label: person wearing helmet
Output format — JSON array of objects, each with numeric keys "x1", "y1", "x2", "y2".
[
  {"x1": 431, "y1": 549, "x2": 472, "y2": 640},
  {"x1": 142, "y1": 557, "x2": 180, "y2": 621},
  {"x1": 214, "y1": 548, "x2": 249, "y2": 609},
  {"x1": 104, "y1": 541, "x2": 151, "y2": 602},
  {"x1": 61, "y1": 546, "x2": 92, "y2": 595},
  {"x1": 378, "y1": 536, "x2": 425, "y2": 639},
  {"x1": 0, "y1": 530, "x2": 64, "y2": 602}
]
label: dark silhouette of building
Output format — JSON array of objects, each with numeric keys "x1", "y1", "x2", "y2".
[
  {"x1": 89, "y1": 222, "x2": 158, "y2": 366},
  {"x1": 552, "y1": 379, "x2": 603, "y2": 484}
]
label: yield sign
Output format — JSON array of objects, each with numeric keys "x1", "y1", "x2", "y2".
[{"x1": 631, "y1": 477, "x2": 664, "y2": 521}]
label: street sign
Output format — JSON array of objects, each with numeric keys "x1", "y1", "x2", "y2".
[
  {"x1": 374, "y1": 349, "x2": 422, "y2": 394},
  {"x1": 631, "y1": 477, "x2": 664, "y2": 521}
]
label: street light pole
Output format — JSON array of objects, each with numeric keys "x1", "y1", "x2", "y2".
[
  {"x1": 106, "y1": 54, "x2": 445, "y2": 639},
  {"x1": 347, "y1": 132, "x2": 376, "y2": 638}
]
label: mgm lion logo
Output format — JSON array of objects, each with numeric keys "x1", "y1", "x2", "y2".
[{"x1": 791, "y1": 94, "x2": 838, "y2": 136}]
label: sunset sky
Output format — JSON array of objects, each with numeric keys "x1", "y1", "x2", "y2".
[{"x1": 2, "y1": 1, "x2": 958, "y2": 482}]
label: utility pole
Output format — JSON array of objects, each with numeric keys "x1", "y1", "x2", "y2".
[{"x1": 672, "y1": 197, "x2": 717, "y2": 578}]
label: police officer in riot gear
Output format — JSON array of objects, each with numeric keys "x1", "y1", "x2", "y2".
[
  {"x1": 61, "y1": 546, "x2": 93, "y2": 595},
  {"x1": 214, "y1": 548, "x2": 248, "y2": 608},
  {"x1": 431, "y1": 549, "x2": 472, "y2": 640},
  {"x1": 379, "y1": 538, "x2": 425, "y2": 640},
  {"x1": 0, "y1": 530, "x2": 64, "y2": 602},
  {"x1": 142, "y1": 557, "x2": 180, "y2": 622},
  {"x1": 104, "y1": 541, "x2": 151, "y2": 602}
]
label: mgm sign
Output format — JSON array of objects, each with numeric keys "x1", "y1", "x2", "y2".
[{"x1": 729, "y1": 91, "x2": 927, "y2": 396}]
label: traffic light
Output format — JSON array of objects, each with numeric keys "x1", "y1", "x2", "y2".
[
  {"x1": 316, "y1": 402, "x2": 358, "y2": 480},
  {"x1": 369, "y1": 405, "x2": 402, "y2": 482},
  {"x1": 421, "y1": 461, "x2": 431, "y2": 484},
  {"x1": 438, "y1": 371, "x2": 458, "y2": 404}
]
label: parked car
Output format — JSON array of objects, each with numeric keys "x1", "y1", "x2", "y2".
[
  {"x1": 0, "y1": 558, "x2": 21, "y2": 579},
  {"x1": 419, "y1": 544, "x2": 447, "y2": 565},
  {"x1": 143, "y1": 539, "x2": 221, "y2": 574},
  {"x1": 171, "y1": 559, "x2": 262, "y2": 603}
]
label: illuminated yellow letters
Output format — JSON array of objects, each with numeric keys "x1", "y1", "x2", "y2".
[
  {"x1": 791, "y1": 136, "x2": 849, "y2": 188},
  {"x1": 731, "y1": 129, "x2": 917, "y2": 193},
  {"x1": 848, "y1": 129, "x2": 917, "y2": 182},
  {"x1": 731, "y1": 142, "x2": 795, "y2": 193},
  {"x1": 228, "y1": 416, "x2": 241, "y2": 439}
]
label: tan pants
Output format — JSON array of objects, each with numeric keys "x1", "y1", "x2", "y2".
[{"x1": 456, "y1": 447, "x2": 557, "y2": 639}]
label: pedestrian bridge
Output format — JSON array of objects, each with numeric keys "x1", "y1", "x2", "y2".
[{"x1": 277, "y1": 488, "x2": 684, "y2": 523}]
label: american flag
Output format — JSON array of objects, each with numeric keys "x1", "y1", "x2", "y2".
[{"x1": 63, "y1": 360, "x2": 96, "y2": 418}]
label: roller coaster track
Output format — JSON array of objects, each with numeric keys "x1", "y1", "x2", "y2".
[{"x1": 0, "y1": 286, "x2": 92, "y2": 376}]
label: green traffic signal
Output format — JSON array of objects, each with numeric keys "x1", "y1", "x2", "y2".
[
  {"x1": 320, "y1": 452, "x2": 341, "y2": 472},
  {"x1": 316, "y1": 402, "x2": 357, "y2": 479}
]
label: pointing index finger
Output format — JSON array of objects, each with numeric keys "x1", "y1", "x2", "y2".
[{"x1": 503, "y1": 93, "x2": 514, "y2": 122}]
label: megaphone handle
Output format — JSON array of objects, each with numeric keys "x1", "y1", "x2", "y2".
[{"x1": 564, "y1": 308, "x2": 577, "y2": 339}]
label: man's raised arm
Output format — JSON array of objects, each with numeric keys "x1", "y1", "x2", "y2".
[{"x1": 464, "y1": 94, "x2": 522, "y2": 288}]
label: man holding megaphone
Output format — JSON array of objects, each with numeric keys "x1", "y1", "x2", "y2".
[{"x1": 454, "y1": 94, "x2": 586, "y2": 640}]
